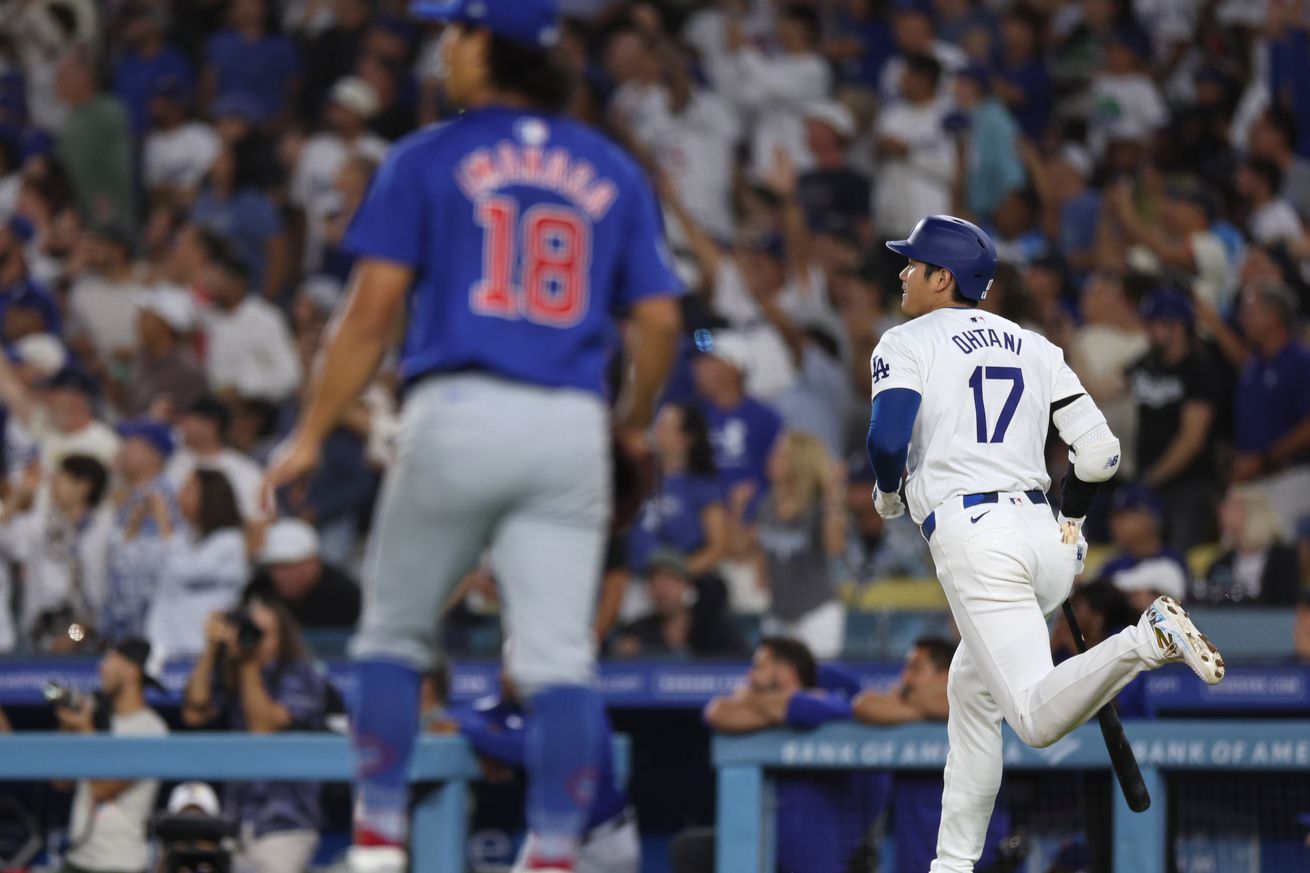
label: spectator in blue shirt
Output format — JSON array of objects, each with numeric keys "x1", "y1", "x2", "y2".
[
  {"x1": 1097, "y1": 484, "x2": 1191, "y2": 611},
  {"x1": 628, "y1": 401, "x2": 728, "y2": 576},
  {"x1": 113, "y1": 4, "x2": 194, "y2": 134},
  {"x1": 991, "y1": 5, "x2": 1051, "y2": 140},
  {"x1": 0, "y1": 217, "x2": 61, "y2": 345},
  {"x1": 953, "y1": 65, "x2": 1026, "y2": 223},
  {"x1": 191, "y1": 141, "x2": 288, "y2": 299},
  {"x1": 693, "y1": 332, "x2": 783, "y2": 499},
  {"x1": 182, "y1": 595, "x2": 326, "y2": 873},
  {"x1": 1231, "y1": 280, "x2": 1310, "y2": 527},
  {"x1": 202, "y1": 0, "x2": 301, "y2": 125}
]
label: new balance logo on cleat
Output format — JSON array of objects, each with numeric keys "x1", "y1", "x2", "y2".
[{"x1": 1142, "y1": 596, "x2": 1225, "y2": 685}]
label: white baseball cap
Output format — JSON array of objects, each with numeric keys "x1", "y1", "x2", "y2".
[
  {"x1": 261, "y1": 518, "x2": 321, "y2": 565},
  {"x1": 167, "y1": 781, "x2": 221, "y2": 816},
  {"x1": 804, "y1": 100, "x2": 857, "y2": 141},
  {"x1": 13, "y1": 333, "x2": 67, "y2": 377},
  {"x1": 702, "y1": 331, "x2": 752, "y2": 373},
  {"x1": 134, "y1": 287, "x2": 197, "y2": 333},
  {"x1": 330, "y1": 76, "x2": 380, "y2": 119}
]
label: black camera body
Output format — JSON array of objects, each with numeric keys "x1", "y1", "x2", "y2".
[
  {"x1": 223, "y1": 610, "x2": 264, "y2": 655},
  {"x1": 152, "y1": 813, "x2": 235, "y2": 873},
  {"x1": 43, "y1": 682, "x2": 110, "y2": 731}
]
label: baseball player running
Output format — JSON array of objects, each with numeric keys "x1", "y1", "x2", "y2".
[
  {"x1": 866, "y1": 215, "x2": 1224, "y2": 872},
  {"x1": 263, "y1": 1, "x2": 682, "y2": 870}
]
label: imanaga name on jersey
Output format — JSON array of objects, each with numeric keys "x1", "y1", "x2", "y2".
[
  {"x1": 455, "y1": 141, "x2": 618, "y2": 220},
  {"x1": 950, "y1": 327, "x2": 1023, "y2": 356}
]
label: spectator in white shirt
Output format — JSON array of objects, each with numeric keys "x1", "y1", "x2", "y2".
[
  {"x1": 1088, "y1": 28, "x2": 1168, "y2": 157},
  {"x1": 1237, "y1": 158, "x2": 1306, "y2": 247},
  {"x1": 879, "y1": 3, "x2": 967, "y2": 106},
  {"x1": 168, "y1": 396, "x2": 267, "y2": 522},
  {"x1": 35, "y1": 367, "x2": 122, "y2": 474},
  {"x1": 1247, "y1": 106, "x2": 1310, "y2": 224},
  {"x1": 200, "y1": 237, "x2": 302, "y2": 402},
  {"x1": 874, "y1": 54, "x2": 957, "y2": 239},
  {"x1": 142, "y1": 77, "x2": 221, "y2": 205},
  {"x1": 67, "y1": 221, "x2": 150, "y2": 375},
  {"x1": 711, "y1": 3, "x2": 831, "y2": 175},
  {"x1": 145, "y1": 467, "x2": 249, "y2": 664}
]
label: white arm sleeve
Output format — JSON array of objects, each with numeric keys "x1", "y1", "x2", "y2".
[{"x1": 1052, "y1": 393, "x2": 1121, "y2": 483}]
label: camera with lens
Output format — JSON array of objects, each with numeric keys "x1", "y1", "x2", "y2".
[
  {"x1": 223, "y1": 610, "x2": 263, "y2": 655},
  {"x1": 152, "y1": 812, "x2": 235, "y2": 873},
  {"x1": 44, "y1": 682, "x2": 110, "y2": 731}
]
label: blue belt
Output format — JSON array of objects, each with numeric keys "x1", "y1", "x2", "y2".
[{"x1": 921, "y1": 490, "x2": 1048, "y2": 541}]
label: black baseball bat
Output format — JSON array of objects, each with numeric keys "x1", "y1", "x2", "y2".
[{"x1": 1061, "y1": 600, "x2": 1151, "y2": 813}]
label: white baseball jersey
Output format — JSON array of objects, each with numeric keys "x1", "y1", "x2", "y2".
[{"x1": 869, "y1": 308, "x2": 1086, "y2": 524}]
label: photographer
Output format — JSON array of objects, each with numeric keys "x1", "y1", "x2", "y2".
[
  {"x1": 54, "y1": 638, "x2": 169, "y2": 873},
  {"x1": 181, "y1": 596, "x2": 326, "y2": 873}
]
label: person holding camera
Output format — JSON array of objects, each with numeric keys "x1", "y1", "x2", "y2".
[
  {"x1": 181, "y1": 595, "x2": 326, "y2": 873},
  {"x1": 54, "y1": 638, "x2": 169, "y2": 873}
]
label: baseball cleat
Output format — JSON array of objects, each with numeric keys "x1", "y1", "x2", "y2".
[
  {"x1": 345, "y1": 845, "x2": 407, "y2": 873},
  {"x1": 1142, "y1": 596, "x2": 1225, "y2": 684}
]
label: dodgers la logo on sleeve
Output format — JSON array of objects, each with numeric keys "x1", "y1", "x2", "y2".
[{"x1": 872, "y1": 356, "x2": 891, "y2": 383}]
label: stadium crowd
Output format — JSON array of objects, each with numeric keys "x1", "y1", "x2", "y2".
[{"x1": 0, "y1": 0, "x2": 1307, "y2": 870}]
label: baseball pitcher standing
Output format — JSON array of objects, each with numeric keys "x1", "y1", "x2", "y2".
[
  {"x1": 866, "y1": 215, "x2": 1224, "y2": 872},
  {"x1": 263, "y1": 2, "x2": 682, "y2": 871}
]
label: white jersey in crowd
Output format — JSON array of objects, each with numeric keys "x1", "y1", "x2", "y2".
[{"x1": 869, "y1": 307, "x2": 1086, "y2": 524}]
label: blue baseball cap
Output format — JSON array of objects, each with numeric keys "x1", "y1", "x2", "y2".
[
  {"x1": 1140, "y1": 289, "x2": 1194, "y2": 325},
  {"x1": 1111, "y1": 483, "x2": 1162, "y2": 518},
  {"x1": 410, "y1": 0, "x2": 560, "y2": 48},
  {"x1": 117, "y1": 419, "x2": 175, "y2": 459}
]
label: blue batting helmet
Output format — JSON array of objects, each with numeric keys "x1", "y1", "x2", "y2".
[{"x1": 885, "y1": 215, "x2": 998, "y2": 301}]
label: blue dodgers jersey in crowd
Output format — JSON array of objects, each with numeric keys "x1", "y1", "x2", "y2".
[
  {"x1": 345, "y1": 106, "x2": 681, "y2": 395},
  {"x1": 626, "y1": 472, "x2": 725, "y2": 570}
]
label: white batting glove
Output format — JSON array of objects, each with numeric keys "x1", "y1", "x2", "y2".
[
  {"x1": 873, "y1": 489, "x2": 905, "y2": 520},
  {"x1": 1058, "y1": 513, "x2": 1088, "y2": 575}
]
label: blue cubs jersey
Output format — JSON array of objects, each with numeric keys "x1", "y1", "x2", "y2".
[{"x1": 345, "y1": 105, "x2": 682, "y2": 394}]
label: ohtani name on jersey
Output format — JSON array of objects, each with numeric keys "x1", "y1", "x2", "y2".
[
  {"x1": 951, "y1": 328, "x2": 1022, "y2": 356},
  {"x1": 456, "y1": 142, "x2": 618, "y2": 220}
]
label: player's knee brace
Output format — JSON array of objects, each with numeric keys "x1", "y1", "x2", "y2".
[{"x1": 1052, "y1": 394, "x2": 1121, "y2": 483}]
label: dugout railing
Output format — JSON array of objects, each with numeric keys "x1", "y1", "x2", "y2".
[
  {"x1": 712, "y1": 720, "x2": 1310, "y2": 873},
  {"x1": 0, "y1": 732, "x2": 631, "y2": 872}
]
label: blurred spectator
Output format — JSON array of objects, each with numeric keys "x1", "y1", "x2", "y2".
[
  {"x1": 689, "y1": 637, "x2": 883, "y2": 873},
  {"x1": 117, "y1": 287, "x2": 206, "y2": 418},
  {"x1": 879, "y1": 3, "x2": 966, "y2": 106},
  {"x1": 874, "y1": 54, "x2": 956, "y2": 239},
  {"x1": 1098, "y1": 483, "x2": 1189, "y2": 610},
  {"x1": 796, "y1": 101, "x2": 870, "y2": 241},
  {"x1": 989, "y1": 187, "x2": 1050, "y2": 265},
  {"x1": 842, "y1": 456, "x2": 931, "y2": 581},
  {"x1": 200, "y1": 239, "x2": 302, "y2": 402},
  {"x1": 612, "y1": 550, "x2": 744, "y2": 658},
  {"x1": 0, "y1": 216, "x2": 61, "y2": 343},
  {"x1": 192, "y1": 141, "x2": 288, "y2": 299},
  {"x1": 2, "y1": 0, "x2": 99, "y2": 133},
  {"x1": 1247, "y1": 106, "x2": 1310, "y2": 223},
  {"x1": 201, "y1": 0, "x2": 301, "y2": 125},
  {"x1": 54, "y1": 638, "x2": 169, "y2": 873},
  {"x1": 710, "y1": 2, "x2": 831, "y2": 175},
  {"x1": 1193, "y1": 487, "x2": 1303, "y2": 607},
  {"x1": 1020, "y1": 141, "x2": 1100, "y2": 275},
  {"x1": 953, "y1": 65, "x2": 1026, "y2": 224},
  {"x1": 692, "y1": 333, "x2": 783, "y2": 495},
  {"x1": 1297, "y1": 592, "x2": 1310, "y2": 661},
  {"x1": 1051, "y1": 582, "x2": 1152, "y2": 718},
  {"x1": 0, "y1": 453, "x2": 110, "y2": 652},
  {"x1": 143, "y1": 76, "x2": 220, "y2": 205},
  {"x1": 36, "y1": 367, "x2": 120, "y2": 472},
  {"x1": 992, "y1": 5, "x2": 1051, "y2": 140},
  {"x1": 167, "y1": 396, "x2": 264, "y2": 522},
  {"x1": 298, "y1": 0, "x2": 372, "y2": 118},
  {"x1": 1237, "y1": 158, "x2": 1305, "y2": 247},
  {"x1": 144, "y1": 464, "x2": 248, "y2": 663},
  {"x1": 1087, "y1": 28, "x2": 1166, "y2": 157},
  {"x1": 245, "y1": 518, "x2": 361, "y2": 630},
  {"x1": 735, "y1": 432, "x2": 846, "y2": 659},
  {"x1": 182, "y1": 596, "x2": 325, "y2": 873},
  {"x1": 1066, "y1": 272, "x2": 1148, "y2": 478},
  {"x1": 628, "y1": 402, "x2": 728, "y2": 577},
  {"x1": 113, "y1": 3, "x2": 193, "y2": 134},
  {"x1": 53, "y1": 47, "x2": 137, "y2": 224},
  {"x1": 67, "y1": 220, "x2": 146, "y2": 372},
  {"x1": 318, "y1": 152, "x2": 378, "y2": 285},
  {"x1": 853, "y1": 637, "x2": 1013, "y2": 872},
  {"x1": 1128, "y1": 290, "x2": 1221, "y2": 549},
  {"x1": 1231, "y1": 281, "x2": 1310, "y2": 526},
  {"x1": 103, "y1": 419, "x2": 177, "y2": 640}
]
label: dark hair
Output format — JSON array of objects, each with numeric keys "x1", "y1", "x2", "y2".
[
  {"x1": 1244, "y1": 158, "x2": 1283, "y2": 195},
  {"x1": 1002, "y1": 3, "x2": 1044, "y2": 38},
  {"x1": 672, "y1": 402, "x2": 716, "y2": 478},
  {"x1": 913, "y1": 637, "x2": 958, "y2": 673},
  {"x1": 904, "y1": 53, "x2": 943, "y2": 88},
  {"x1": 781, "y1": 3, "x2": 822, "y2": 46},
  {"x1": 61, "y1": 454, "x2": 108, "y2": 507},
  {"x1": 1264, "y1": 106, "x2": 1299, "y2": 150},
  {"x1": 485, "y1": 32, "x2": 576, "y2": 113},
  {"x1": 924, "y1": 261, "x2": 981, "y2": 308},
  {"x1": 760, "y1": 636, "x2": 818, "y2": 688},
  {"x1": 238, "y1": 592, "x2": 312, "y2": 665},
  {"x1": 193, "y1": 468, "x2": 242, "y2": 538},
  {"x1": 1071, "y1": 581, "x2": 1136, "y2": 634}
]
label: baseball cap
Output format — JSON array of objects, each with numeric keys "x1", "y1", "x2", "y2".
[
  {"x1": 644, "y1": 548, "x2": 690, "y2": 579},
  {"x1": 184, "y1": 395, "x2": 232, "y2": 432},
  {"x1": 43, "y1": 366, "x2": 98, "y2": 398},
  {"x1": 1111, "y1": 483, "x2": 1162, "y2": 518},
  {"x1": 134, "y1": 287, "x2": 197, "y2": 333},
  {"x1": 261, "y1": 518, "x2": 321, "y2": 565},
  {"x1": 803, "y1": 100, "x2": 856, "y2": 141},
  {"x1": 5, "y1": 213, "x2": 35, "y2": 244},
  {"x1": 117, "y1": 419, "x2": 175, "y2": 458},
  {"x1": 12, "y1": 333, "x2": 67, "y2": 377},
  {"x1": 167, "y1": 781, "x2": 222, "y2": 816},
  {"x1": 410, "y1": 0, "x2": 560, "y2": 49},
  {"x1": 107, "y1": 637, "x2": 166, "y2": 692},
  {"x1": 697, "y1": 330, "x2": 751, "y2": 373},
  {"x1": 1140, "y1": 289, "x2": 1194, "y2": 325},
  {"x1": 329, "y1": 76, "x2": 380, "y2": 119}
]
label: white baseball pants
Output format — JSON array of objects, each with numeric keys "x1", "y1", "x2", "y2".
[{"x1": 925, "y1": 493, "x2": 1158, "y2": 872}]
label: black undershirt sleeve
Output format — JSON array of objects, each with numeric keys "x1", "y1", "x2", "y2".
[{"x1": 1049, "y1": 393, "x2": 1100, "y2": 519}]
